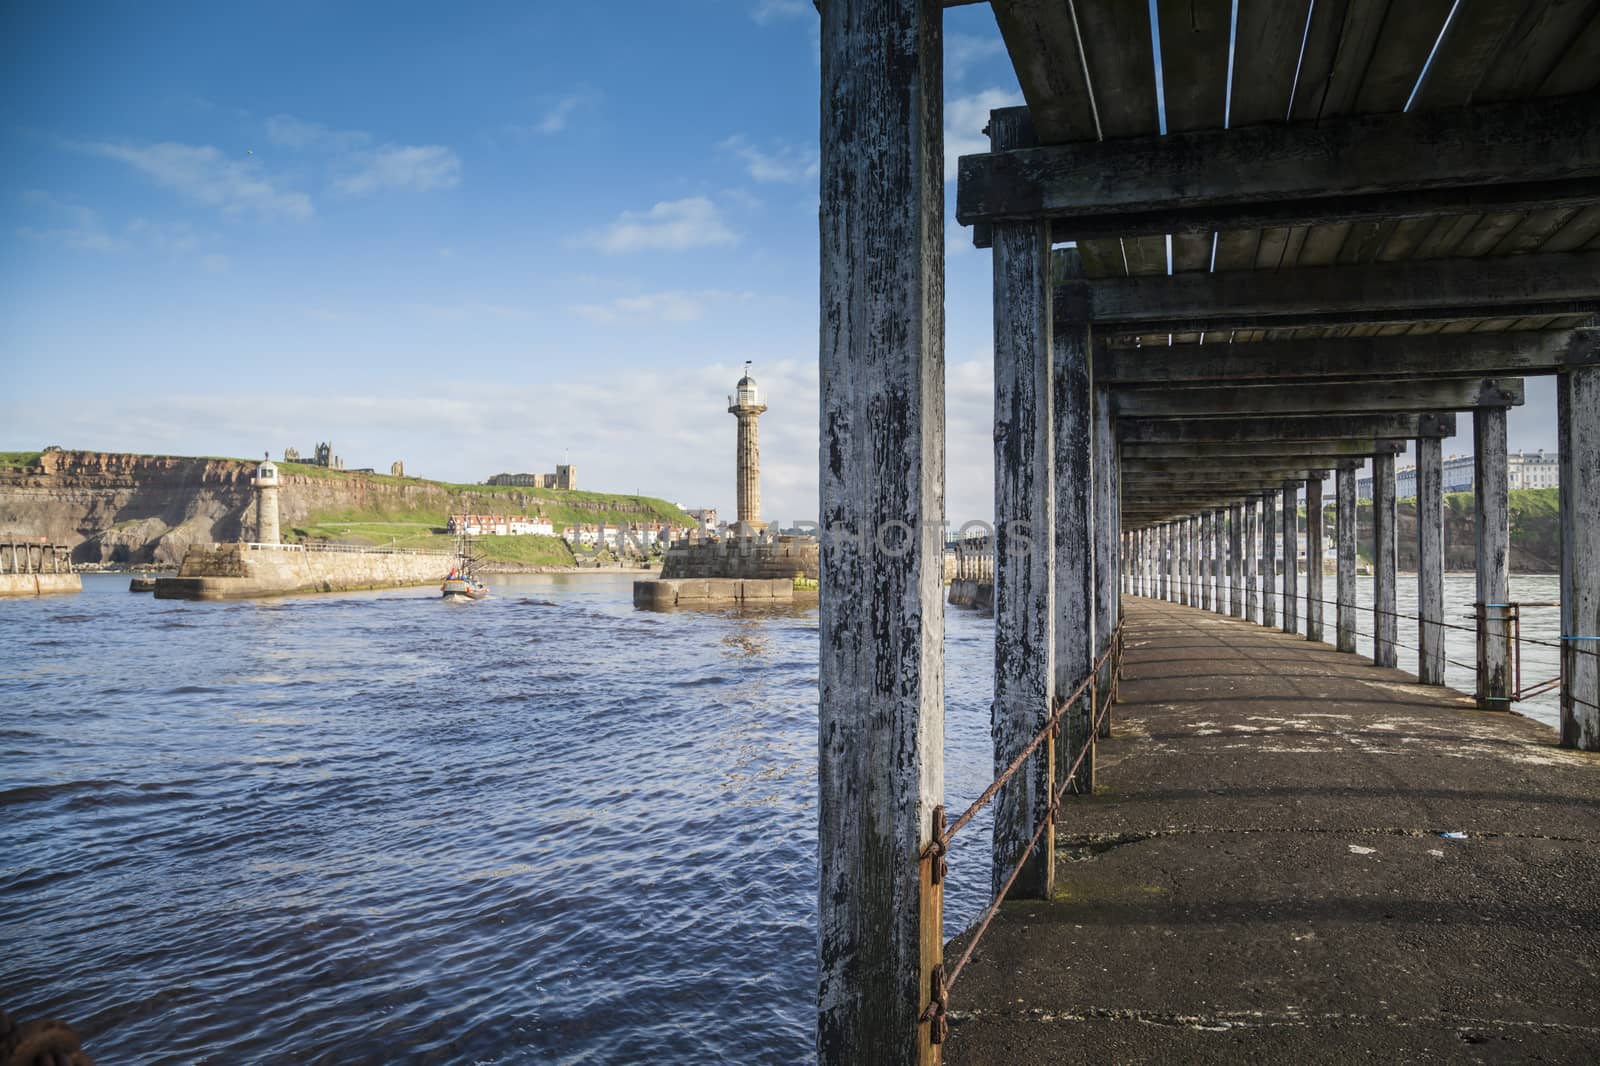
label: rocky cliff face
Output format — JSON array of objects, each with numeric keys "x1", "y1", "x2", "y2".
[
  {"x1": 0, "y1": 451, "x2": 254, "y2": 565},
  {"x1": 0, "y1": 450, "x2": 683, "y2": 566}
]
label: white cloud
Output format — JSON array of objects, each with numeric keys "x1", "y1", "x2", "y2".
[
  {"x1": 944, "y1": 87, "x2": 1022, "y2": 180},
  {"x1": 265, "y1": 114, "x2": 371, "y2": 152},
  {"x1": 84, "y1": 140, "x2": 314, "y2": 219},
  {"x1": 334, "y1": 144, "x2": 462, "y2": 194},
  {"x1": 750, "y1": 0, "x2": 809, "y2": 24},
  {"x1": 531, "y1": 92, "x2": 595, "y2": 134},
  {"x1": 571, "y1": 289, "x2": 749, "y2": 325},
  {"x1": 16, "y1": 198, "x2": 118, "y2": 250},
  {"x1": 719, "y1": 135, "x2": 818, "y2": 183},
  {"x1": 584, "y1": 197, "x2": 737, "y2": 253},
  {"x1": 945, "y1": 31, "x2": 1007, "y2": 84}
]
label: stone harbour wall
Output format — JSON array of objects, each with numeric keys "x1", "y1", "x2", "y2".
[
  {"x1": 156, "y1": 544, "x2": 451, "y2": 600},
  {"x1": 0, "y1": 573, "x2": 82, "y2": 597},
  {"x1": 659, "y1": 535, "x2": 820, "y2": 580}
]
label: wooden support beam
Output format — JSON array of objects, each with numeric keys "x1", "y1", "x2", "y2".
[
  {"x1": 1123, "y1": 440, "x2": 1403, "y2": 460},
  {"x1": 1210, "y1": 509, "x2": 1224, "y2": 616},
  {"x1": 990, "y1": 107, "x2": 1055, "y2": 903},
  {"x1": 1305, "y1": 478, "x2": 1324, "y2": 644},
  {"x1": 1092, "y1": 382, "x2": 1117, "y2": 737},
  {"x1": 1095, "y1": 328, "x2": 1598, "y2": 387},
  {"x1": 1282, "y1": 482, "x2": 1299, "y2": 635},
  {"x1": 1244, "y1": 499, "x2": 1258, "y2": 624},
  {"x1": 957, "y1": 91, "x2": 1600, "y2": 238},
  {"x1": 1054, "y1": 250, "x2": 1096, "y2": 797},
  {"x1": 1262, "y1": 488, "x2": 1278, "y2": 629},
  {"x1": 1417, "y1": 436, "x2": 1446, "y2": 684},
  {"x1": 1374, "y1": 453, "x2": 1399, "y2": 669},
  {"x1": 1230, "y1": 503, "x2": 1244, "y2": 620},
  {"x1": 1336, "y1": 462, "x2": 1358, "y2": 654},
  {"x1": 1120, "y1": 413, "x2": 1456, "y2": 444},
  {"x1": 1076, "y1": 253, "x2": 1600, "y2": 336},
  {"x1": 1475, "y1": 407, "x2": 1511, "y2": 709},
  {"x1": 1111, "y1": 378, "x2": 1523, "y2": 420},
  {"x1": 817, "y1": 2, "x2": 944, "y2": 1060},
  {"x1": 1559, "y1": 365, "x2": 1600, "y2": 750}
]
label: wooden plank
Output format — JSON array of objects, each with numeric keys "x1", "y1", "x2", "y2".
[
  {"x1": 1538, "y1": 8, "x2": 1600, "y2": 95},
  {"x1": 1124, "y1": 440, "x2": 1401, "y2": 459},
  {"x1": 1118, "y1": 412, "x2": 1457, "y2": 442},
  {"x1": 990, "y1": 0, "x2": 1098, "y2": 143},
  {"x1": 1407, "y1": 0, "x2": 1527, "y2": 112},
  {"x1": 1291, "y1": 0, "x2": 1393, "y2": 120},
  {"x1": 1475, "y1": 0, "x2": 1600, "y2": 102},
  {"x1": 1213, "y1": 229, "x2": 1260, "y2": 270},
  {"x1": 1231, "y1": 0, "x2": 1315, "y2": 127},
  {"x1": 1110, "y1": 377, "x2": 1524, "y2": 419},
  {"x1": 1413, "y1": 213, "x2": 1481, "y2": 258},
  {"x1": 1474, "y1": 406, "x2": 1512, "y2": 707},
  {"x1": 1095, "y1": 328, "x2": 1595, "y2": 385},
  {"x1": 1156, "y1": 0, "x2": 1232, "y2": 273},
  {"x1": 1541, "y1": 203, "x2": 1600, "y2": 252},
  {"x1": 817, "y1": 2, "x2": 945, "y2": 1060},
  {"x1": 1354, "y1": 0, "x2": 1457, "y2": 113},
  {"x1": 956, "y1": 91, "x2": 1600, "y2": 235},
  {"x1": 1558, "y1": 363, "x2": 1600, "y2": 748},
  {"x1": 1077, "y1": 251, "x2": 1600, "y2": 335},
  {"x1": 1073, "y1": 0, "x2": 1164, "y2": 278}
]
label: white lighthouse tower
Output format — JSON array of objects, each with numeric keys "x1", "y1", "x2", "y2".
[
  {"x1": 728, "y1": 363, "x2": 768, "y2": 533},
  {"x1": 252, "y1": 454, "x2": 281, "y2": 545}
]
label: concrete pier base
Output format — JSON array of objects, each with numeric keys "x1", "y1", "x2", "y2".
[
  {"x1": 0, "y1": 573, "x2": 82, "y2": 597},
  {"x1": 633, "y1": 576, "x2": 793, "y2": 608}
]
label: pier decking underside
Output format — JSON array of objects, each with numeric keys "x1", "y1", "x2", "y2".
[{"x1": 945, "y1": 598, "x2": 1600, "y2": 1064}]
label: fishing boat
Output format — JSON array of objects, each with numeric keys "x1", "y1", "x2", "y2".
[{"x1": 441, "y1": 531, "x2": 489, "y2": 601}]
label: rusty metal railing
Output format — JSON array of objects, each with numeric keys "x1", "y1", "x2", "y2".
[{"x1": 917, "y1": 620, "x2": 1124, "y2": 1043}]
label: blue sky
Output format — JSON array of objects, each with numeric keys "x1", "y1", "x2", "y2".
[{"x1": 0, "y1": 1, "x2": 1557, "y2": 525}]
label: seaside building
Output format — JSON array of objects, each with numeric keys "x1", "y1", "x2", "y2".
[
  {"x1": 728, "y1": 363, "x2": 767, "y2": 532},
  {"x1": 685, "y1": 508, "x2": 718, "y2": 534},
  {"x1": 446, "y1": 514, "x2": 555, "y2": 537},
  {"x1": 486, "y1": 465, "x2": 578, "y2": 490},
  {"x1": 1360, "y1": 448, "x2": 1558, "y2": 498}
]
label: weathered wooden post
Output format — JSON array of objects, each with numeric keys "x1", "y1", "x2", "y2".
[
  {"x1": 1474, "y1": 406, "x2": 1511, "y2": 708},
  {"x1": 1229, "y1": 503, "x2": 1243, "y2": 618},
  {"x1": 1212, "y1": 509, "x2": 1225, "y2": 615},
  {"x1": 1336, "y1": 462, "x2": 1359, "y2": 654},
  {"x1": 1055, "y1": 248, "x2": 1096, "y2": 796},
  {"x1": 1261, "y1": 490, "x2": 1278, "y2": 628},
  {"x1": 818, "y1": 0, "x2": 946, "y2": 1058},
  {"x1": 1416, "y1": 436, "x2": 1446, "y2": 684},
  {"x1": 1373, "y1": 452, "x2": 1399, "y2": 668},
  {"x1": 1244, "y1": 500, "x2": 1258, "y2": 623},
  {"x1": 1188, "y1": 515, "x2": 1200, "y2": 607},
  {"x1": 990, "y1": 107, "x2": 1056, "y2": 902},
  {"x1": 1559, "y1": 361, "x2": 1599, "y2": 750},
  {"x1": 1281, "y1": 482, "x2": 1299, "y2": 635},
  {"x1": 1305, "y1": 476, "x2": 1325, "y2": 643},
  {"x1": 1158, "y1": 524, "x2": 1168, "y2": 601},
  {"x1": 1093, "y1": 381, "x2": 1118, "y2": 721}
]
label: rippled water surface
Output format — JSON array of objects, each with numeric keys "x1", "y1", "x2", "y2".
[{"x1": 1, "y1": 574, "x2": 1000, "y2": 1064}]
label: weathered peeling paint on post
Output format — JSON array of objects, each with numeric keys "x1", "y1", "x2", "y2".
[
  {"x1": 1558, "y1": 364, "x2": 1599, "y2": 749},
  {"x1": 1261, "y1": 490, "x2": 1278, "y2": 628},
  {"x1": 1373, "y1": 452, "x2": 1398, "y2": 668},
  {"x1": 1336, "y1": 462, "x2": 1358, "y2": 654},
  {"x1": 1228, "y1": 504, "x2": 1242, "y2": 618},
  {"x1": 1281, "y1": 482, "x2": 1299, "y2": 635},
  {"x1": 990, "y1": 106, "x2": 1055, "y2": 902},
  {"x1": 1093, "y1": 383, "x2": 1118, "y2": 740},
  {"x1": 1159, "y1": 524, "x2": 1169, "y2": 601},
  {"x1": 1244, "y1": 500, "x2": 1258, "y2": 623},
  {"x1": 1416, "y1": 436, "x2": 1446, "y2": 684},
  {"x1": 1054, "y1": 249, "x2": 1095, "y2": 797},
  {"x1": 1474, "y1": 406, "x2": 1511, "y2": 709},
  {"x1": 817, "y1": 1, "x2": 946, "y2": 1059},
  {"x1": 1305, "y1": 477, "x2": 1324, "y2": 643},
  {"x1": 1212, "y1": 509, "x2": 1225, "y2": 615},
  {"x1": 1189, "y1": 515, "x2": 1201, "y2": 608}
]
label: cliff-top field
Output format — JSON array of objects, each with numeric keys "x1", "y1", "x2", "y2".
[{"x1": 0, "y1": 449, "x2": 694, "y2": 567}]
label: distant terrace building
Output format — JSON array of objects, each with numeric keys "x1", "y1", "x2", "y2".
[
  {"x1": 686, "y1": 508, "x2": 718, "y2": 534},
  {"x1": 486, "y1": 464, "x2": 577, "y2": 490},
  {"x1": 1362, "y1": 449, "x2": 1557, "y2": 498},
  {"x1": 447, "y1": 514, "x2": 556, "y2": 537}
]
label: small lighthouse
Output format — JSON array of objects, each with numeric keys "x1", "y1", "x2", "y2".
[
  {"x1": 728, "y1": 362, "x2": 768, "y2": 532},
  {"x1": 252, "y1": 454, "x2": 281, "y2": 545}
]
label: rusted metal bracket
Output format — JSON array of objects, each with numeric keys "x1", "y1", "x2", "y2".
[{"x1": 927, "y1": 805, "x2": 948, "y2": 885}]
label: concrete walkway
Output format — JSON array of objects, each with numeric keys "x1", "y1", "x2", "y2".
[{"x1": 946, "y1": 597, "x2": 1600, "y2": 1064}]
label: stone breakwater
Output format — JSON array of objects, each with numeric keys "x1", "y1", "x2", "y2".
[
  {"x1": 0, "y1": 573, "x2": 82, "y2": 597},
  {"x1": 633, "y1": 577, "x2": 795, "y2": 609},
  {"x1": 659, "y1": 535, "x2": 819, "y2": 581},
  {"x1": 154, "y1": 543, "x2": 451, "y2": 600}
]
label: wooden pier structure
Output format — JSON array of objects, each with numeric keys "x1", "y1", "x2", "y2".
[{"x1": 814, "y1": 2, "x2": 1600, "y2": 1062}]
